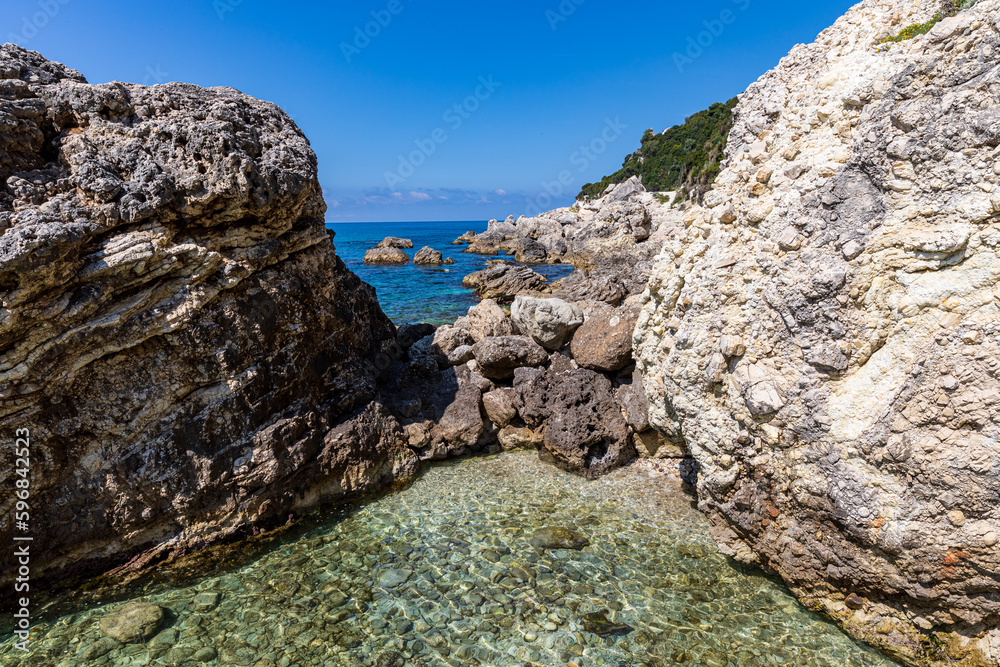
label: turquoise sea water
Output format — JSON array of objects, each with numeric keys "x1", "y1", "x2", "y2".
[{"x1": 327, "y1": 222, "x2": 574, "y2": 325}]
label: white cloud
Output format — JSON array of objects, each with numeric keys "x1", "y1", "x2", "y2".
[
  {"x1": 409, "y1": 191, "x2": 433, "y2": 202},
  {"x1": 495, "y1": 189, "x2": 507, "y2": 196}
]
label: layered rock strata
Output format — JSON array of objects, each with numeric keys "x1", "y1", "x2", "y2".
[
  {"x1": 0, "y1": 46, "x2": 416, "y2": 587},
  {"x1": 634, "y1": 2, "x2": 1000, "y2": 664}
]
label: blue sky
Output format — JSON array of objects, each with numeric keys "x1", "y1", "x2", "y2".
[{"x1": 3, "y1": 0, "x2": 854, "y2": 221}]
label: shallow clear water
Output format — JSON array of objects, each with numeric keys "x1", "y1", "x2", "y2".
[
  {"x1": 1, "y1": 453, "x2": 897, "y2": 667},
  {"x1": 328, "y1": 222, "x2": 574, "y2": 325}
]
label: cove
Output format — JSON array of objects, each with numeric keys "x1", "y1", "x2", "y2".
[{"x1": 0, "y1": 453, "x2": 896, "y2": 666}]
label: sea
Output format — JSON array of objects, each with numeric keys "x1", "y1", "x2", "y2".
[{"x1": 326, "y1": 221, "x2": 575, "y2": 325}]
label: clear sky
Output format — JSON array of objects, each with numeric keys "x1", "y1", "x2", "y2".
[{"x1": 3, "y1": 0, "x2": 855, "y2": 222}]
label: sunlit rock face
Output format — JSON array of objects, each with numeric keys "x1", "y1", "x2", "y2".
[
  {"x1": 0, "y1": 44, "x2": 416, "y2": 587},
  {"x1": 634, "y1": 2, "x2": 1000, "y2": 664}
]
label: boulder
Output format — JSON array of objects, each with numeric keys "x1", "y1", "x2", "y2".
[
  {"x1": 431, "y1": 385, "x2": 485, "y2": 452},
  {"x1": 461, "y1": 261, "x2": 548, "y2": 302},
  {"x1": 472, "y1": 336, "x2": 548, "y2": 380},
  {"x1": 570, "y1": 305, "x2": 639, "y2": 372},
  {"x1": 452, "y1": 230, "x2": 477, "y2": 245},
  {"x1": 482, "y1": 388, "x2": 518, "y2": 426},
  {"x1": 454, "y1": 299, "x2": 518, "y2": 342},
  {"x1": 0, "y1": 45, "x2": 414, "y2": 588},
  {"x1": 497, "y1": 425, "x2": 538, "y2": 451},
  {"x1": 506, "y1": 237, "x2": 547, "y2": 263},
  {"x1": 413, "y1": 246, "x2": 444, "y2": 265},
  {"x1": 510, "y1": 297, "x2": 585, "y2": 350},
  {"x1": 549, "y1": 270, "x2": 628, "y2": 306},
  {"x1": 519, "y1": 368, "x2": 635, "y2": 477},
  {"x1": 396, "y1": 323, "x2": 436, "y2": 351},
  {"x1": 376, "y1": 237, "x2": 414, "y2": 249},
  {"x1": 364, "y1": 247, "x2": 410, "y2": 265},
  {"x1": 528, "y1": 527, "x2": 590, "y2": 550}
]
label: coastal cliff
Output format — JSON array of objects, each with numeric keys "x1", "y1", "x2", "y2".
[
  {"x1": 0, "y1": 45, "x2": 416, "y2": 586},
  {"x1": 634, "y1": 1, "x2": 1000, "y2": 664}
]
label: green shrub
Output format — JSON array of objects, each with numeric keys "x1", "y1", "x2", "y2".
[
  {"x1": 875, "y1": 0, "x2": 977, "y2": 46},
  {"x1": 577, "y1": 97, "x2": 738, "y2": 203}
]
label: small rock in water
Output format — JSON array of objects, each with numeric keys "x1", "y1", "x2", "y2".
[
  {"x1": 581, "y1": 610, "x2": 632, "y2": 636},
  {"x1": 194, "y1": 646, "x2": 218, "y2": 662},
  {"x1": 376, "y1": 651, "x2": 405, "y2": 667},
  {"x1": 378, "y1": 568, "x2": 413, "y2": 588},
  {"x1": 98, "y1": 602, "x2": 165, "y2": 643},
  {"x1": 528, "y1": 527, "x2": 590, "y2": 550},
  {"x1": 192, "y1": 591, "x2": 220, "y2": 612},
  {"x1": 79, "y1": 637, "x2": 121, "y2": 660}
]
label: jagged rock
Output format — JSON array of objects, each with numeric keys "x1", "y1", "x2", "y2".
[
  {"x1": 452, "y1": 230, "x2": 477, "y2": 245},
  {"x1": 396, "y1": 323, "x2": 436, "y2": 351},
  {"x1": 506, "y1": 237, "x2": 547, "y2": 263},
  {"x1": 376, "y1": 237, "x2": 413, "y2": 249},
  {"x1": 447, "y1": 344, "x2": 475, "y2": 366},
  {"x1": 548, "y1": 270, "x2": 628, "y2": 306},
  {"x1": 482, "y1": 388, "x2": 518, "y2": 426},
  {"x1": 364, "y1": 247, "x2": 410, "y2": 265},
  {"x1": 510, "y1": 296, "x2": 584, "y2": 350},
  {"x1": 454, "y1": 299, "x2": 518, "y2": 342},
  {"x1": 633, "y1": 3, "x2": 1000, "y2": 662},
  {"x1": 99, "y1": 603, "x2": 164, "y2": 643},
  {"x1": 413, "y1": 246, "x2": 443, "y2": 265},
  {"x1": 0, "y1": 45, "x2": 414, "y2": 588},
  {"x1": 461, "y1": 261, "x2": 548, "y2": 302},
  {"x1": 472, "y1": 336, "x2": 548, "y2": 380},
  {"x1": 570, "y1": 305, "x2": 639, "y2": 372},
  {"x1": 497, "y1": 425, "x2": 538, "y2": 451},
  {"x1": 519, "y1": 368, "x2": 634, "y2": 478},
  {"x1": 430, "y1": 385, "x2": 485, "y2": 452}
]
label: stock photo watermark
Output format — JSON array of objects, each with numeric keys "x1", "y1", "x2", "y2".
[
  {"x1": 524, "y1": 117, "x2": 627, "y2": 217},
  {"x1": 213, "y1": 0, "x2": 244, "y2": 21},
  {"x1": 673, "y1": 0, "x2": 752, "y2": 73},
  {"x1": 6, "y1": 0, "x2": 71, "y2": 45},
  {"x1": 341, "y1": 0, "x2": 414, "y2": 63},
  {"x1": 384, "y1": 75, "x2": 501, "y2": 188},
  {"x1": 546, "y1": 0, "x2": 586, "y2": 31},
  {"x1": 11, "y1": 428, "x2": 32, "y2": 652},
  {"x1": 141, "y1": 65, "x2": 170, "y2": 86}
]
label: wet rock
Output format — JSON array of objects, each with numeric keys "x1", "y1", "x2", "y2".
[
  {"x1": 497, "y1": 425, "x2": 538, "y2": 451},
  {"x1": 80, "y1": 637, "x2": 122, "y2": 660},
  {"x1": 194, "y1": 647, "x2": 218, "y2": 662},
  {"x1": 472, "y1": 336, "x2": 548, "y2": 380},
  {"x1": 376, "y1": 651, "x2": 406, "y2": 667},
  {"x1": 192, "y1": 591, "x2": 220, "y2": 612},
  {"x1": 520, "y1": 368, "x2": 635, "y2": 477},
  {"x1": 377, "y1": 236, "x2": 414, "y2": 249},
  {"x1": 98, "y1": 602, "x2": 165, "y2": 643},
  {"x1": 413, "y1": 246, "x2": 444, "y2": 265},
  {"x1": 454, "y1": 299, "x2": 519, "y2": 342},
  {"x1": 462, "y1": 261, "x2": 548, "y2": 302},
  {"x1": 570, "y1": 305, "x2": 639, "y2": 372},
  {"x1": 378, "y1": 568, "x2": 413, "y2": 588},
  {"x1": 528, "y1": 527, "x2": 590, "y2": 550},
  {"x1": 510, "y1": 296, "x2": 585, "y2": 350},
  {"x1": 364, "y1": 246, "x2": 410, "y2": 265},
  {"x1": 581, "y1": 610, "x2": 632, "y2": 636}
]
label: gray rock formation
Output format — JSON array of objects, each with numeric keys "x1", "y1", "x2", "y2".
[
  {"x1": 376, "y1": 236, "x2": 413, "y2": 249},
  {"x1": 472, "y1": 336, "x2": 549, "y2": 380},
  {"x1": 0, "y1": 45, "x2": 416, "y2": 588},
  {"x1": 634, "y1": 3, "x2": 1000, "y2": 664},
  {"x1": 510, "y1": 296, "x2": 584, "y2": 350},
  {"x1": 461, "y1": 261, "x2": 549, "y2": 302}
]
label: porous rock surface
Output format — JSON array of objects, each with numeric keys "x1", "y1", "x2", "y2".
[
  {"x1": 0, "y1": 45, "x2": 416, "y2": 587},
  {"x1": 634, "y1": 2, "x2": 1000, "y2": 664}
]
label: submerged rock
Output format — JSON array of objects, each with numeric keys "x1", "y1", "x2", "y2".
[
  {"x1": 581, "y1": 610, "x2": 632, "y2": 636},
  {"x1": 99, "y1": 602, "x2": 164, "y2": 643},
  {"x1": 528, "y1": 527, "x2": 590, "y2": 550}
]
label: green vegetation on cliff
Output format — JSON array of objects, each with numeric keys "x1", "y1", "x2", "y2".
[
  {"x1": 874, "y1": 0, "x2": 978, "y2": 46},
  {"x1": 577, "y1": 97, "x2": 738, "y2": 203}
]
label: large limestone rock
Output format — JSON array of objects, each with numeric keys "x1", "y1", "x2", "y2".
[
  {"x1": 510, "y1": 296, "x2": 584, "y2": 350},
  {"x1": 364, "y1": 246, "x2": 409, "y2": 265},
  {"x1": 634, "y1": 3, "x2": 1000, "y2": 664},
  {"x1": 461, "y1": 261, "x2": 548, "y2": 302},
  {"x1": 0, "y1": 46, "x2": 417, "y2": 588}
]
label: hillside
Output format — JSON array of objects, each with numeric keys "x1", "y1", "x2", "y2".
[{"x1": 577, "y1": 97, "x2": 738, "y2": 203}]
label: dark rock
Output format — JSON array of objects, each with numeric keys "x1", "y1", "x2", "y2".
[
  {"x1": 472, "y1": 336, "x2": 549, "y2": 380},
  {"x1": 397, "y1": 323, "x2": 437, "y2": 351},
  {"x1": 431, "y1": 385, "x2": 485, "y2": 450},
  {"x1": 507, "y1": 237, "x2": 547, "y2": 263},
  {"x1": 528, "y1": 527, "x2": 590, "y2": 550},
  {"x1": 520, "y1": 368, "x2": 635, "y2": 477},
  {"x1": 581, "y1": 610, "x2": 633, "y2": 636}
]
